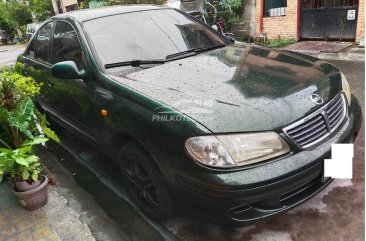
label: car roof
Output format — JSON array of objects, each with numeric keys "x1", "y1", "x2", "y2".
[{"x1": 51, "y1": 5, "x2": 168, "y2": 22}]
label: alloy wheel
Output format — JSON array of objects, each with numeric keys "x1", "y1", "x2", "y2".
[{"x1": 125, "y1": 159, "x2": 159, "y2": 210}]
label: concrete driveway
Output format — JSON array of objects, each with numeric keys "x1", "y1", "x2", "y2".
[{"x1": 0, "y1": 44, "x2": 25, "y2": 67}]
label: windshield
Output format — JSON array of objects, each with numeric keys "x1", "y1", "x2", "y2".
[{"x1": 83, "y1": 9, "x2": 229, "y2": 66}]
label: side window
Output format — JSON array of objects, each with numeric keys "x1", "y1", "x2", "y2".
[
  {"x1": 35, "y1": 23, "x2": 52, "y2": 63},
  {"x1": 52, "y1": 21, "x2": 83, "y2": 69}
]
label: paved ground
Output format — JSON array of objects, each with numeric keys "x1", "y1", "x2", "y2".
[
  {"x1": 0, "y1": 149, "x2": 130, "y2": 241},
  {"x1": 0, "y1": 182, "x2": 60, "y2": 241},
  {"x1": 0, "y1": 44, "x2": 25, "y2": 67},
  {"x1": 311, "y1": 47, "x2": 364, "y2": 62},
  {"x1": 282, "y1": 42, "x2": 364, "y2": 62},
  {"x1": 283, "y1": 41, "x2": 354, "y2": 53},
  {"x1": 38, "y1": 149, "x2": 138, "y2": 241},
  {"x1": 0, "y1": 44, "x2": 364, "y2": 241}
]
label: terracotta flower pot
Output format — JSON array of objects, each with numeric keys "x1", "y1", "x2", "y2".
[
  {"x1": 12, "y1": 176, "x2": 49, "y2": 211},
  {"x1": 15, "y1": 180, "x2": 41, "y2": 192}
]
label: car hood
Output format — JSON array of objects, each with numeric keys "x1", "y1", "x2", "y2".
[{"x1": 109, "y1": 43, "x2": 343, "y2": 133}]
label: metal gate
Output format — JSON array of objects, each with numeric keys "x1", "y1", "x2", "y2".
[{"x1": 300, "y1": 0, "x2": 359, "y2": 40}]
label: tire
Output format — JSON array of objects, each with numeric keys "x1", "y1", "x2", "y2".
[{"x1": 118, "y1": 143, "x2": 174, "y2": 220}]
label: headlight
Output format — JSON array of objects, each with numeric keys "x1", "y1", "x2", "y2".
[
  {"x1": 185, "y1": 132, "x2": 290, "y2": 168},
  {"x1": 341, "y1": 72, "x2": 351, "y2": 106}
]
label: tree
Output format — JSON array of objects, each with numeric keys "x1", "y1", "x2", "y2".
[
  {"x1": 0, "y1": 3, "x2": 11, "y2": 32},
  {"x1": 29, "y1": 0, "x2": 52, "y2": 21},
  {"x1": 0, "y1": 0, "x2": 32, "y2": 39}
]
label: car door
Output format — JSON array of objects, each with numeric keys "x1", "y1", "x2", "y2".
[{"x1": 49, "y1": 20, "x2": 101, "y2": 142}]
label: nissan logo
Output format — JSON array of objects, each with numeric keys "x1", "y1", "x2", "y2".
[{"x1": 310, "y1": 94, "x2": 324, "y2": 105}]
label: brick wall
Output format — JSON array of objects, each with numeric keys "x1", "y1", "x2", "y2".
[
  {"x1": 256, "y1": 0, "x2": 365, "y2": 42},
  {"x1": 356, "y1": 0, "x2": 365, "y2": 43},
  {"x1": 256, "y1": 0, "x2": 299, "y2": 40}
]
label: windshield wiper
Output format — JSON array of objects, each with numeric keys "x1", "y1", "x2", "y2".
[
  {"x1": 105, "y1": 44, "x2": 227, "y2": 69},
  {"x1": 166, "y1": 44, "x2": 226, "y2": 60},
  {"x1": 194, "y1": 44, "x2": 226, "y2": 53},
  {"x1": 166, "y1": 49, "x2": 197, "y2": 60},
  {"x1": 105, "y1": 59, "x2": 165, "y2": 69}
]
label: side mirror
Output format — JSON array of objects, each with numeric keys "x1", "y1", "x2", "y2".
[{"x1": 52, "y1": 61, "x2": 87, "y2": 80}]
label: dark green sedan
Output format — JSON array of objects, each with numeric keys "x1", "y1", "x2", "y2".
[{"x1": 18, "y1": 5, "x2": 362, "y2": 226}]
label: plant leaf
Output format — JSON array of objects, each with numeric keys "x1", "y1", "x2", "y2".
[
  {"x1": 0, "y1": 156, "x2": 6, "y2": 164},
  {"x1": 40, "y1": 114, "x2": 60, "y2": 142},
  {"x1": 17, "y1": 146, "x2": 32, "y2": 155},
  {"x1": 21, "y1": 170, "x2": 30, "y2": 181},
  {"x1": 26, "y1": 155, "x2": 38, "y2": 164},
  {"x1": 0, "y1": 148, "x2": 12, "y2": 154},
  {"x1": 22, "y1": 137, "x2": 49, "y2": 147},
  {"x1": 8, "y1": 97, "x2": 34, "y2": 138},
  {"x1": 15, "y1": 157, "x2": 29, "y2": 167},
  {"x1": 31, "y1": 172, "x2": 38, "y2": 182}
]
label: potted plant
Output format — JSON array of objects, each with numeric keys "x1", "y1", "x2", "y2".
[{"x1": 0, "y1": 63, "x2": 59, "y2": 211}]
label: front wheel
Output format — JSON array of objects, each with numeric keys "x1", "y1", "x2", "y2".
[{"x1": 118, "y1": 143, "x2": 174, "y2": 220}]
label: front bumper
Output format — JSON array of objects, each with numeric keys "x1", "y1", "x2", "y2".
[{"x1": 172, "y1": 95, "x2": 362, "y2": 226}]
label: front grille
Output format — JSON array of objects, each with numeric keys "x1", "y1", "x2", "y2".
[{"x1": 283, "y1": 93, "x2": 347, "y2": 149}]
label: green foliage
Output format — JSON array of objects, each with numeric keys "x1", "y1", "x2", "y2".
[
  {"x1": 35, "y1": 109, "x2": 60, "y2": 143},
  {"x1": 89, "y1": 1, "x2": 108, "y2": 8},
  {"x1": 219, "y1": 0, "x2": 242, "y2": 10},
  {"x1": 79, "y1": 0, "x2": 94, "y2": 8},
  {"x1": 0, "y1": 138, "x2": 47, "y2": 182},
  {"x1": 7, "y1": 97, "x2": 34, "y2": 139},
  {"x1": 0, "y1": 0, "x2": 32, "y2": 39},
  {"x1": 258, "y1": 38, "x2": 297, "y2": 48},
  {"x1": 204, "y1": 0, "x2": 242, "y2": 32},
  {"x1": 29, "y1": 0, "x2": 51, "y2": 22},
  {"x1": 1, "y1": 71, "x2": 41, "y2": 100},
  {"x1": 0, "y1": 63, "x2": 59, "y2": 183},
  {"x1": 0, "y1": 2, "x2": 10, "y2": 31},
  {"x1": 0, "y1": 10, "x2": 12, "y2": 34},
  {"x1": 221, "y1": 13, "x2": 240, "y2": 32}
]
